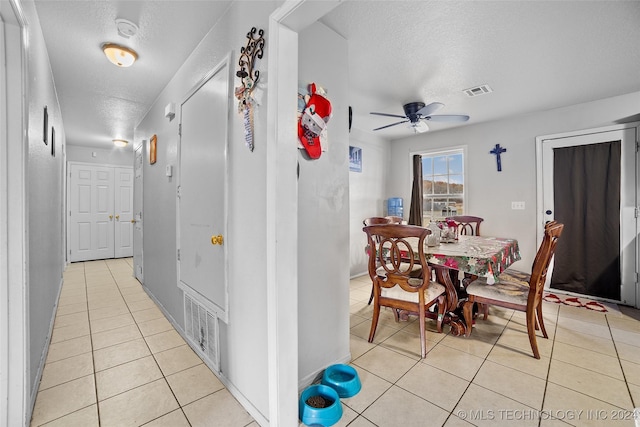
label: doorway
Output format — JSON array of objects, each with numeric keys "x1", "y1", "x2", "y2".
[
  {"x1": 133, "y1": 143, "x2": 144, "y2": 282},
  {"x1": 68, "y1": 162, "x2": 134, "y2": 262},
  {"x1": 537, "y1": 123, "x2": 639, "y2": 307}
]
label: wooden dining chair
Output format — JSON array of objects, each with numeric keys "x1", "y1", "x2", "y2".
[
  {"x1": 462, "y1": 221, "x2": 564, "y2": 359},
  {"x1": 363, "y1": 217, "x2": 393, "y2": 304},
  {"x1": 446, "y1": 215, "x2": 484, "y2": 236},
  {"x1": 363, "y1": 224, "x2": 447, "y2": 358},
  {"x1": 385, "y1": 215, "x2": 404, "y2": 224}
]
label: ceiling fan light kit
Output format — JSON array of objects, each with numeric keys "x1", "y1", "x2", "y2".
[
  {"x1": 102, "y1": 43, "x2": 138, "y2": 67},
  {"x1": 370, "y1": 101, "x2": 469, "y2": 133}
]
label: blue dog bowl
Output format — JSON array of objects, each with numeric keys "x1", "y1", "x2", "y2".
[
  {"x1": 321, "y1": 364, "x2": 361, "y2": 398},
  {"x1": 299, "y1": 384, "x2": 342, "y2": 426}
]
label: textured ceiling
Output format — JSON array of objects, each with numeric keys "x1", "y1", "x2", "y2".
[
  {"x1": 34, "y1": 0, "x2": 232, "y2": 149},
  {"x1": 321, "y1": 0, "x2": 640, "y2": 139},
  {"x1": 34, "y1": 1, "x2": 640, "y2": 149}
]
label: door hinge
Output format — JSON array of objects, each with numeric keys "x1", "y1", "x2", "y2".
[
  {"x1": 636, "y1": 141, "x2": 640, "y2": 152},
  {"x1": 178, "y1": 124, "x2": 182, "y2": 137},
  {"x1": 635, "y1": 207, "x2": 639, "y2": 218},
  {"x1": 177, "y1": 186, "x2": 181, "y2": 198},
  {"x1": 177, "y1": 249, "x2": 180, "y2": 261}
]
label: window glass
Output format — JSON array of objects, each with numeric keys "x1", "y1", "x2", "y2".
[{"x1": 420, "y1": 149, "x2": 465, "y2": 222}]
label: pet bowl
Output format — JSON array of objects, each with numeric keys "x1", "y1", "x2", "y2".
[
  {"x1": 299, "y1": 384, "x2": 342, "y2": 426},
  {"x1": 321, "y1": 364, "x2": 361, "y2": 398}
]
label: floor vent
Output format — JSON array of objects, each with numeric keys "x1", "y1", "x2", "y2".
[
  {"x1": 184, "y1": 292, "x2": 220, "y2": 372},
  {"x1": 463, "y1": 84, "x2": 493, "y2": 97}
]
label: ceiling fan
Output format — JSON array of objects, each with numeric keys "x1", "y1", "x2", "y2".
[{"x1": 370, "y1": 102, "x2": 470, "y2": 133}]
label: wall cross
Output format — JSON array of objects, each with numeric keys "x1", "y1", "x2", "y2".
[{"x1": 490, "y1": 144, "x2": 507, "y2": 172}]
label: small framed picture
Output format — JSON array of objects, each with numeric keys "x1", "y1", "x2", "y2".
[
  {"x1": 43, "y1": 106, "x2": 48, "y2": 145},
  {"x1": 349, "y1": 146, "x2": 362, "y2": 172},
  {"x1": 150, "y1": 134, "x2": 157, "y2": 164},
  {"x1": 51, "y1": 127, "x2": 55, "y2": 157}
]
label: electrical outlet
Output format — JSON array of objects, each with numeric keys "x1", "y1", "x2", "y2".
[{"x1": 511, "y1": 201, "x2": 525, "y2": 210}]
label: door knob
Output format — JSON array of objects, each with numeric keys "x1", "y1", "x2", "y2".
[
  {"x1": 109, "y1": 215, "x2": 113, "y2": 220},
  {"x1": 211, "y1": 235, "x2": 224, "y2": 245},
  {"x1": 116, "y1": 215, "x2": 120, "y2": 220},
  {"x1": 131, "y1": 219, "x2": 136, "y2": 223}
]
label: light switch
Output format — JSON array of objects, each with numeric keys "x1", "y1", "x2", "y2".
[
  {"x1": 511, "y1": 201, "x2": 525, "y2": 210},
  {"x1": 166, "y1": 165, "x2": 173, "y2": 177}
]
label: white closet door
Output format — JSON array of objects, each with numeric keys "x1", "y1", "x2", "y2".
[
  {"x1": 114, "y1": 167, "x2": 134, "y2": 258},
  {"x1": 69, "y1": 164, "x2": 114, "y2": 262},
  {"x1": 177, "y1": 57, "x2": 230, "y2": 321}
]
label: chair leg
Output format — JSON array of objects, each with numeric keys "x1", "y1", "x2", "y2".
[
  {"x1": 368, "y1": 300, "x2": 381, "y2": 343},
  {"x1": 482, "y1": 303, "x2": 489, "y2": 320},
  {"x1": 536, "y1": 304, "x2": 548, "y2": 338},
  {"x1": 419, "y1": 305, "x2": 427, "y2": 358},
  {"x1": 436, "y1": 295, "x2": 445, "y2": 333},
  {"x1": 462, "y1": 301, "x2": 474, "y2": 337},
  {"x1": 526, "y1": 308, "x2": 541, "y2": 359}
]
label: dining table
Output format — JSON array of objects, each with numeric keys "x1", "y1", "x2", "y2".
[{"x1": 415, "y1": 234, "x2": 522, "y2": 315}]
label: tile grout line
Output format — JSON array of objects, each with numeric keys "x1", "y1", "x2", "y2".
[
  {"x1": 86, "y1": 261, "x2": 103, "y2": 427},
  {"x1": 107, "y1": 259, "x2": 195, "y2": 426},
  {"x1": 605, "y1": 313, "x2": 636, "y2": 409}
]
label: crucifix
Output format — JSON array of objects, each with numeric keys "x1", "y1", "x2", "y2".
[{"x1": 490, "y1": 144, "x2": 507, "y2": 172}]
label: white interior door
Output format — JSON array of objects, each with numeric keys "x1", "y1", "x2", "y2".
[
  {"x1": 114, "y1": 167, "x2": 134, "y2": 258},
  {"x1": 539, "y1": 124, "x2": 638, "y2": 307},
  {"x1": 133, "y1": 145, "x2": 144, "y2": 282},
  {"x1": 177, "y1": 56, "x2": 230, "y2": 321},
  {"x1": 69, "y1": 163, "x2": 114, "y2": 261}
]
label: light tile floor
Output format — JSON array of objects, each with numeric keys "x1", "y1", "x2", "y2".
[
  {"x1": 30, "y1": 258, "x2": 257, "y2": 427},
  {"x1": 31, "y1": 260, "x2": 640, "y2": 426},
  {"x1": 340, "y1": 275, "x2": 640, "y2": 427}
]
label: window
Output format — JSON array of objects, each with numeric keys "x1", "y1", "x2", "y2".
[{"x1": 420, "y1": 149, "x2": 465, "y2": 223}]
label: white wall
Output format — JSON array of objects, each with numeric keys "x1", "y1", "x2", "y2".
[
  {"x1": 20, "y1": 0, "x2": 67, "y2": 411},
  {"x1": 297, "y1": 21, "x2": 351, "y2": 383},
  {"x1": 134, "y1": 1, "x2": 278, "y2": 421},
  {"x1": 348, "y1": 128, "x2": 391, "y2": 277},
  {"x1": 66, "y1": 145, "x2": 132, "y2": 166},
  {"x1": 387, "y1": 91, "x2": 640, "y2": 270}
]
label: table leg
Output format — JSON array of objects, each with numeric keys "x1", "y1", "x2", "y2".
[{"x1": 432, "y1": 265, "x2": 459, "y2": 312}]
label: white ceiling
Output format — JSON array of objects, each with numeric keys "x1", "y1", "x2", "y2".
[{"x1": 35, "y1": 1, "x2": 640, "y2": 150}]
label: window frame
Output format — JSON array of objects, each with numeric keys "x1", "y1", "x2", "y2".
[{"x1": 410, "y1": 146, "x2": 468, "y2": 222}]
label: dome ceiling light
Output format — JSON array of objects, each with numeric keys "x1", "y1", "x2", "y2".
[
  {"x1": 113, "y1": 139, "x2": 129, "y2": 147},
  {"x1": 102, "y1": 43, "x2": 138, "y2": 67}
]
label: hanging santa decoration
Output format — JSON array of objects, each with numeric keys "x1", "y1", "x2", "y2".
[{"x1": 297, "y1": 83, "x2": 332, "y2": 159}]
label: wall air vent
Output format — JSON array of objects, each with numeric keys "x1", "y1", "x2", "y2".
[
  {"x1": 463, "y1": 84, "x2": 493, "y2": 97},
  {"x1": 183, "y1": 291, "x2": 220, "y2": 373}
]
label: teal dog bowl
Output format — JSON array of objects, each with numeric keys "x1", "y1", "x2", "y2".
[
  {"x1": 321, "y1": 364, "x2": 361, "y2": 398},
  {"x1": 299, "y1": 384, "x2": 342, "y2": 426}
]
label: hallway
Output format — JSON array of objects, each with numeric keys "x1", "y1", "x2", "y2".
[{"x1": 30, "y1": 258, "x2": 257, "y2": 426}]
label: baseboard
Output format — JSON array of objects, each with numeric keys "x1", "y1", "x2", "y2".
[
  {"x1": 142, "y1": 285, "x2": 269, "y2": 426},
  {"x1": 349, "y1": 271, "x2": 368, "y2": 280},
  {"x1": 29, "y1": 275, "x2": 64, "y2": 422},
  {"x1": 297, "y1": 352, "x2": 352, "y2": 392}
]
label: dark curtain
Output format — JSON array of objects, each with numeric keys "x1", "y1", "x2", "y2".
[
  {"x1": 551, "y1": 140, "x2": 621, "y2": 300},
  {"x1": 408, "y1": 154, "x2": 423, "y2": 226}
]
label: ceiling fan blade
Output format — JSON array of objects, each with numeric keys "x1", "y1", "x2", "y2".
[
  {"x1": 416, "y1": 102, "x2": 444, "y2": 116},
  {"x1": 373, "y1": 119, "x2": 410, "y2": 131},
  {"x1": 370, "y1": 112, "x2": 407, "y2": 119},
  {"x1": 424, "y1": 114, "x2": 470, "y2": 122}
]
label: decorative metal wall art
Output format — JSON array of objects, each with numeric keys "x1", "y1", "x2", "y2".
[{"x1": 235, "y1": 27, "x2": 265, "y2": 152}]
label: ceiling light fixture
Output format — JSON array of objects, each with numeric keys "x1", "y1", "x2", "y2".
[
  {"x1": 113, "y1": 139, "x2": 128, "y2": 147},
  {"x1": 102, "y1": 43, "x2": 138, "y2": 67}
]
